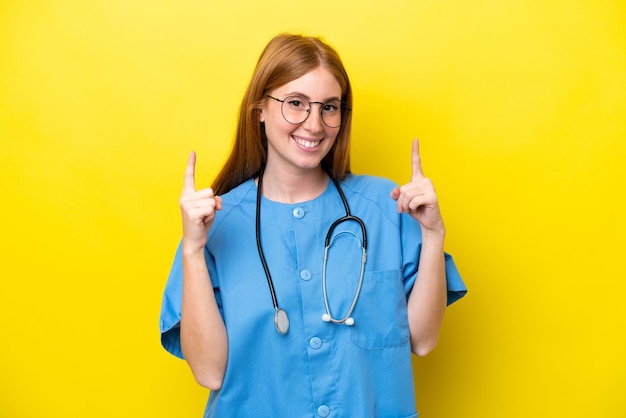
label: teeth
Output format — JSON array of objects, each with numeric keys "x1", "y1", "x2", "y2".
[{"x1": 294, "y1": 137, "x2": 321, "y2": 148}]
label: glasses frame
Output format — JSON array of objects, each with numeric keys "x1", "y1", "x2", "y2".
[{"x1": 265, "y1": 95, "x2": 351, "y2": 128}]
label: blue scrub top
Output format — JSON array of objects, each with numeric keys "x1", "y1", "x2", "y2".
[{"x1": 160, "y1": 174, "x2": 466, "y2": 418}]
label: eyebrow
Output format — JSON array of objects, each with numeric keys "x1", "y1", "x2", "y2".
[{"x1": 284, "y1": 91, "x2": 342, "y2": 102}]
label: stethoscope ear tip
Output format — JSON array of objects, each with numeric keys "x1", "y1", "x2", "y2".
[
  {"x1": 345, "y1": 317, "x2": 355, "y2": 326},
  {"x1": 322, "y1": 313, "x2": 331, "y2": 322}
]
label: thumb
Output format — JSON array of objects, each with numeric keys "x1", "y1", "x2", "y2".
[{"x1": 390, "y1": 187, "x2": 400, "y2": 201}]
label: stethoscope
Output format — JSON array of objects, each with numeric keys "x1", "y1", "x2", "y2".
[{"x1": 256, "y1": 167, "x2": 367, "y2": 335}]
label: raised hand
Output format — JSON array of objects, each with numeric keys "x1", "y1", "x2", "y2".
[
  {"x1": 390, "y1": 139, "x2": 445, "y2": 234},
  {"x1": 179, "y1": 151, "x2": 222, "y2": 250}
]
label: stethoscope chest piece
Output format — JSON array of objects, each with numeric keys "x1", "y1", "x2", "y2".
[{"x1": 274, "y1": 308, "x2": 290, "y2": 334}]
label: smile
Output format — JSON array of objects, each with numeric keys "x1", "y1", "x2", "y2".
[{"x1": 293, "y1": 136, "x2": 322, "y2": 149}]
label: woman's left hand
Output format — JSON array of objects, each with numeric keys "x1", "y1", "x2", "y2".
[{"x1": 390, "y1": 139, "x2": 445, "y2": 235}]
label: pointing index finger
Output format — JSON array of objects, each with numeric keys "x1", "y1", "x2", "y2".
[
  {"x1": 411, "y1": 138, "x2": 425, "y2": 181},
  {"x1": 183, "y1": 151, "x2": 197, "y2": 194}
]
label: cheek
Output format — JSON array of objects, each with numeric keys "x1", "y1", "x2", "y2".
[
  {"x1": 325, "y1": 127, "x2": 340, "y2": 142},
  {"x1": 263, "y1": 116, "x2": 294, "y2": 142},
  {"x1": 264, "y1": 109, "x2": 290, "y2": 130}
]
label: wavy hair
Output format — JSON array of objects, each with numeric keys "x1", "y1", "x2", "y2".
[{"x1": 211, "y1": 33, "x2": 353, "y2": 195}]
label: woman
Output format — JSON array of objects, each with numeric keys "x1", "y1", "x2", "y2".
[{"x1": 160, "y1": 33, "x2": 466, "y2": 417}]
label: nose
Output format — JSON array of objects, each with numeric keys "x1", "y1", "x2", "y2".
[{"x1": 302, "y1": 103, "x2": 324, "y2": 132}]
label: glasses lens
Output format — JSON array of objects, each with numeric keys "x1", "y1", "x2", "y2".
[
  {"x1": 281, "y1": 96, "x2": 309, "y2": 125},
  {"x1": 281, "y1": 96, "x2": 343, "y2": 128},
  {"x1": 320, "y1": 101, "x2": 342, "y2": 128}
]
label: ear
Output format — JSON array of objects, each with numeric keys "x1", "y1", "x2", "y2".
[{"x1": 259, "y1": 109, "x2": 265, "y2": 123}]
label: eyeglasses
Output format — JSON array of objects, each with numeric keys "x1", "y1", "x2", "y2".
[{"x1": 265, "y1": 95, "x2": 351, "y2": 128}]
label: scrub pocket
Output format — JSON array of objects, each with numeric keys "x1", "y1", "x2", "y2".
[{"x1": 350, "y1": 270, "x2": 410, "y2": 350}]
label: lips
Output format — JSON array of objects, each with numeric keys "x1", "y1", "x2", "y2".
[{"x1": 293, "y1": 136, "x2": 322, "y2": 149}]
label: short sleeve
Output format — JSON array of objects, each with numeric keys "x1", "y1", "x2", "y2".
[
  {"x1": 159, "y1": 241, "x2": 184, "y2": 359},
  {"x1": 443, "y1": 252, "x2": 467, "y2": 305},
  {"x1": 400, "y1": 213, "x2": 467, "y2": 305},
  {"x1": 159, "y1": 241, "x2": 222, "y2": 359}
]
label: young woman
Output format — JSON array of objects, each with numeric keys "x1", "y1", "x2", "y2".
[{"x1": 160, "y1": 33, "x2": 466, "y2": 418}]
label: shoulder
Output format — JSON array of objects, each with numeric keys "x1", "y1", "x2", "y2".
[
  {"x1": 339, "y1": 173, "x2": 400, "y2": 222},
  {"x1": 219, "y1": 178, "x2": 256, "y2": 207},
  {"x1": 209, "y1": 179, "x2": 256, "y2": 236},
  {"x1": 340, "y1": 173, "x2": 398, "y2": 199}
]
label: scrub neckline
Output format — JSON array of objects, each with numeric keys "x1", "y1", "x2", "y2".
[{"x1": 252, "y1": 176, "x2": 333, "y2": 206}]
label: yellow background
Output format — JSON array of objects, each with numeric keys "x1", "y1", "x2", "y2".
[{"x1": 1, "y1": 1, "x2": 624, "y2": 417}]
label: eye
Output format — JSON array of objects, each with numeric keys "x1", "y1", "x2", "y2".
[
  {"x1": 286, "y1": 97, "x2": 308, "y2": 110},
  {"x1": 322, "y1": 103, "x2": 339, "y2": 113}
]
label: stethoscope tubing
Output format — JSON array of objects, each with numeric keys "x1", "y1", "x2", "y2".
[
  {"x1": 321, "y1": 229, "x2": 367, "y2": 324},
  {"x1": 255, "y1": 166, "x2": 368, "y2": 334},
  {"x1": 255, "y1": 168, "x2": 289, "y2": 334}
]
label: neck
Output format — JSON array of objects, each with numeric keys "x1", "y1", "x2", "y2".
[{"x1": 259, "y1": 165, "x2": 329, "y2": 204}]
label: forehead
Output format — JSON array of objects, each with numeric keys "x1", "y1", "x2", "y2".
[{"x1": 272, "y1": 67, "x2": 342, "y2": 100}]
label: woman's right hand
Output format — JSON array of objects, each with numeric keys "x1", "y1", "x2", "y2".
[
  {"x1": 179, "y1": 151, "x2": 228, "y2": 390},
  {"x1": 179, "y1": 151, "x2": 222, "y2": 251}
]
